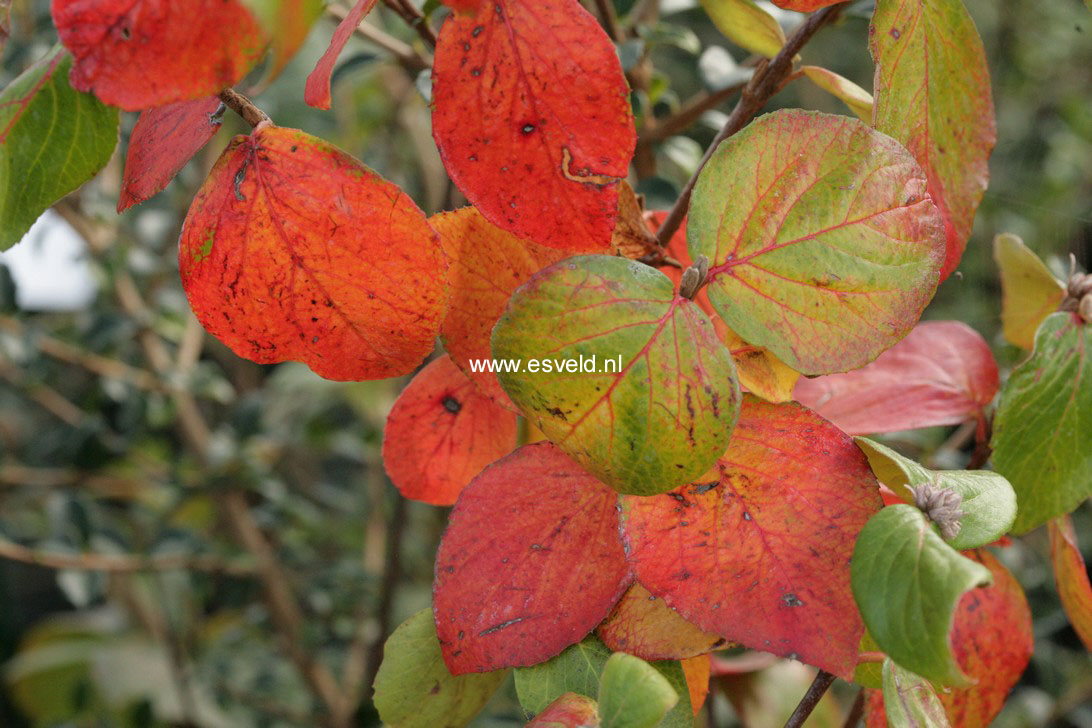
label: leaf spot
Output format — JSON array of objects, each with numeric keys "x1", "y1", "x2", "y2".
[{"x1": 442, "y1": 395, "x2": 462, "y2": 414}]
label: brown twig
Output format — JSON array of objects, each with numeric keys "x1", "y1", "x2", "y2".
[
  {"x1": 362, "y1": 493, "x2": 407, "y2": 699},
  {"x1": 842, "y1": 688, "x2": 866, "y2": 728},
  {"x1": 0, "y1": 536, "x2": 256, "y2": 575},
  {"x1": 640, "y1": 81, "x2": 748, "y2": 145},
  {"x1": 594, "y1": 0, "x2": 623, "y2": 42},
  {"x1": 218, "y1": 88, "x2": 271, "y2": 128},
  {"x1": 382, "y1": 0, "x2": 437, "y2": 47},
  {"x1": 654, "y1": 2, "x2": 847, "y2": 248},
  {"x1": 784, "y1": 670, "x2": 837, "y2": 728}
]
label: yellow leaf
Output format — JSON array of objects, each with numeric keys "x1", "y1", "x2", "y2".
[
  {"x1": 802, "y1": 66, "x2": 873, "y2": 121},
  {"x1": 722, "y1": 326, "x2": 801, "y2": 403},
  {"x1": 700, "y1": 0, "x2": 786, "y2": 59},
  {"x1": 993, "y1": 233, "x2": 1065, "y2": 349}
]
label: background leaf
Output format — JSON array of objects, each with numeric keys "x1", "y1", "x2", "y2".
[
  {"x1": 700, "y1": 0, "x2": 785, "y2": 59},
  {"x1": 597, "y1": 653, "x2": 678, "y2": 728},
  {"x1": 596, "y1": 582, "x2": 725, "y2": 661},
  {"x1": 993, "y1": 233, "x2": 1066, "y2": 350},
  {"x1": 688, "y1": 109, "x2": 945, "y2": 375},
  {"x1": 1048, "y1": 515, "x2": 1092, "y2": 651}
]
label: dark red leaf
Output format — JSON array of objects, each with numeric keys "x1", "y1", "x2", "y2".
[
  {"x1": 622, "y1": 396, "x2": 883, "y2": 679},
  {"x1": 431, "y1": 0, "x2": 635, "y2": 250},
  {"x1": 382, "y1": 354, "x2": 518, "y2": 505},
  {"x1": 52, "y1": 0, "x2": 265, "y2": 110},
  {"x1": 304, "y1": 0, "x2": 380, "y2": 110},
  {"x1": 118, "y1": 96, "x2": 223, "y2": 213},
  {"x1": 794, "y1": 321, "x2": 999, "y2": 435},
  {"x1": 434, "y1": 442, "x2": 632, "y2": 674},
  {"x1": 179, "y1": 125, "x2": 448, "y2": 381}
]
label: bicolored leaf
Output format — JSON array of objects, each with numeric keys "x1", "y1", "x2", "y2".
[
  {"x1": 871, "y1": 0, "x2": 996, "y2": 279},
  {"x1": 52, "y1": 0, "x2": 266, "y2": 110},
  {"x1": 433, "y1": 443, "x2": 632, "y2": 674},
  {"x1": 515, "y1": 636, "x2": 694, "y2": 728},
  {"x1": 991, "y1": 312, "x2": 1092, "y2": 533},
  {"x1": 382, "y1": 354, "x2": 518, "y2": 505},
  {"x1": 622, "y1": 396, "x2": 883, "y2": 679},
  {"x1": 794, "y1": 321, "x2": 999, "y2": 435},
  {"x1": 700, "y1": 0, "x2": 785, "y2": 59},
  {"x1": 864, "y1": 550, "x2": 1033, "y2": 728},
  {"x1": 432, "y1": 0, "x2": 635, "y2": 249},
  {"x1": 118, "y1": 96, "x2": 223, "y2": 213},
  {"x1": 244, "y1": 0, "x2": 325, "y2": 84},
  {"x1": 0, "y1": 47, "x2": 118, "y2": 250},
  {"x1": 528, "y1": 693, "x2": 601, "y2": 727},
  {"x1": 1048, "y1": 515, "x2": 1092, "y2": 650},
  {"x1": 688, "y1": 109, "x2": 945, "y2": 375},
  {"x1": 801, "y1": 66, "x2": 873, "y2": 121},
  {"x1": 993, "y1": 233, "x2": 1066, "y2": 350},
  {"x1": 881, "y1": 660, "x2": 950, "y2": 728},
  {"x1": 179, "y1": 126, "x2": 448, "y2": 381},
  {"x1": 596, "y1": 582, "x2": 725, "y2": 661},
  {"x1": 855, "y1": 438, "x2": 1016, "y2": 551},
  {"x1": 769, "y1": 0, "x2": 842, "y2": 9},
  {"x1": 304, "y1": 0, "x2": 380, "y2": 109},
  {"x1": 431, "y1": 206, "x2": 599, "y2": 409},
  {"x1": 598, "y1": 653, "x2": 678, "y2": 728},
  {"x1": 491, "y1": 254, "x2": 741, "y2": 496},
  {"x1": 373, "y1": 609, "x2": 507, "y2": 728},
  {"x1": 680, "y1": 656, "x2": 710, "y2": 716},
  {"x1": 850, "y1": 505, "x2": 993, "y2": 686}
]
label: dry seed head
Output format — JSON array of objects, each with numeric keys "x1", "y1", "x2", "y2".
[{"x1": 907, "y1": 480, "x2": 964, "y2": 542}]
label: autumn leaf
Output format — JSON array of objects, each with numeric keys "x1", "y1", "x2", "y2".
[
  {"x1": 871, "y1": 0, "x2": 996, "y2": 280},
  {"x1": 0, "y1": 46, "x2": 118, "y2": 250},
  {"x1": 991, "y1": 312, "x2": 1092, "y2": 533},
  {"x1": 433, "y1": 443, "x2": 632, "y2": 674},
  {"x1": 1048, "y1": 515, "x2": 1092, "y2": 651},
  {"x1": 688, "y1": 109, "x2": 945, "y2": 375},
  {"x1": 431, "y1": 206, "x2": 600, "y2": 410},
  {"x1": 382, "y1": 354, "x2": 518, "y2": 506},
  {"x1": 304, "y1": 0, "x2": 380, "y2": 109},
  {"x1": 993, "y1": 233, "x2": 1066, "y2": 350},
  {"x1": 800, "y1": 66, "x2": 873, "y2": 121},
  {"x1": 118, "y1": 96, "x2": 223, "y2": 213},
  {"x1": 179, "y1": 125, "x2": 448, "y2": 381},
  {"x1": 52, "y1": 0, "x2": 266, "y2": 111},
  {"x1": 431, "y1": 0, "x2": 636, "y2": 250},
  {"x1": 864, "y1": 550, "x2": 1033, "y2": 727},
  {"x1": 794, "y1": 321, "x2": 999, "y2": 435},
  {"x1": 622, "y1": 396, "x2": 883, "y2": 679},
  {"x1": 491, "y1": 254, "x2": 741, "y2": 496},
  {"x1": 680, "y1": 656, "x2": 711, "y2": 716},
  {"x1": 596, "y1": 582, "x2": 726, "y2": 661},
  {"x1": 527, "y1": 693, "x2": 601, "y2": 728}
]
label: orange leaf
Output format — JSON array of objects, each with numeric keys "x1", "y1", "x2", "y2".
[
  {"x1": 681, "y1": 654, "x2": 712, "y2": 716},
  {"x1": 52, "y1": 0, "x2": 265, "y2": 110},
  {"x1": 304, "y1": 0, "x2": 380, "y2": 110},
  {"x1": 596, "y1": 582, "x2": 726, "y2": 661},
  {"x1": 383, "y1": 355, "x2": 518, "y2": 505},
  {"x1": 1049, "y1": 515, "x2": 1092, "y2": 651},
  {"x1": 622, "y1": 396, "x2": 883, "y2": 679},
  {"x1": 432, "y1": 0, "x2": 635, "y2": 250},
  {"x1": 179, "y1": 126, "x2": 448, "y2": 381},
  {"x1": 434, "y1": 442, "x2": 632, "y2": 674}
]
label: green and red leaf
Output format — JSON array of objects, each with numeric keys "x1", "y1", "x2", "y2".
[
  {"x1": 433, "y1": 443, "x2": 632, "y2": 674},
  {"x1": 871, "y1": 0, "x2": 996, "y2": 280},
  {"x1": 52, "y1": 0, "x2": 265, "y2": 110},
  {"x1": 597, "y1": 582, "x2": 726, "y2": 661},
  {"x1": 622, "y1": 396, "x2": 883, "y2": 679},
  {"x1": 794, "y1": 321, "x2": 999, "y2": 435},
  {"x1": 431, "y1": 0, "x2": 635, "y2": 250},
  {"x1": 304, "y1": 0, "x2": 380, "y2": 109},
  {"x1": 179, "y1": 126, "x2": 448, "y2": 381},
  {"x1": 527, "y1": 693, "x2": 601, "y2": 727},
  {"x1": 118, "y1": 96, "x2": 223, "y2": 213},
  {"x1": 1048, "y1": 515, "x2": 1092, "y2": 651},
  {"x1": 382, "y1": 354, "x2": 518, "y2": 505},
  {"x1": 687, "y1": 110, "x2": 945, "y2": 375},
  {"x1": 769, "y1": 0, "x2": 843, "y2": 10}
]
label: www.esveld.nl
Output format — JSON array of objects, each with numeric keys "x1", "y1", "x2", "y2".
[{"x1": 467, "y1": 355, "x2": 624, "y2": 374}]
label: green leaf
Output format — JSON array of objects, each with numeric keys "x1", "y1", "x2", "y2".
[
  {"x1": 993, "y1": 233, "x2": 1065, "y2": 350},
  {"x1": 855, "y1": 438, "x2": 1016, "y2": 550},
  {"x1": 881, "y1": 659, "x2": 951, "y2": 728},
  {"x1": 598, "y1": 653, "x2": 678, "y2": 728},
  {"x1": 991, "y1": 312, "x2": 1092, "y2": 533},
  {"x1": 700, "y1": 0, "x2": 785, "y2": 59},
  {"x1": 687, "y1": 109, "x2": 944, "y2": 375},
  {"x1": 491, "y1": 254, "x2": 741, "y2": 496},
  {"x1": 515, "y1": 636, "x2": 693, "y2": 728},
  {"x1": 801, "y1": 66, "x2": 873, "y2": 121},
  {"x1": 0, "y1": 47, "x2": 119, "y2": 250},
  {"x1": 850, "y1": 505, "x2": 992, "y2": 686},
  {"x1": 373, "y1": 609, "x2": 507, "y2": 728}
]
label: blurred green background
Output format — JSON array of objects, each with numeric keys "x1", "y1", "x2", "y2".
[{"x1": 0, "y1": 0, "x2": 1089, "y2": 726}]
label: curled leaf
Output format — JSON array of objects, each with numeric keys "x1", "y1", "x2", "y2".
[{"x1": 1048, "y1": 515, "x2": 1092, "y2": 651}]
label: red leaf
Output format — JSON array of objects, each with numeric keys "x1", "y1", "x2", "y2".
[
  {"x1": 382, "y1": 354, "x2": 518, "y2": 505},
  {"x1": 596, "y1": 582, "x2": 726, "y2": 661},
  {"x1": 794, "y1": 321, "x2": 999, "y2": 435},
  {"x1": 527, "y1": 693, "x2": 600, "y2": 727},
  {"x1": 768, "y1": 0, "x2": 843, "y2": 9},
  {"x1": 179, "y1": 126, "x2": 448, "y2": 381},
  {"x1": 865, "y1": 550, "x2": 1033, "y2": 728},
  {"x1": 433, "y1": 442, "x2": 632, "y2": 673},
  {"x1": 440, "y1": 0, "x2": 482, "y2": 12},
  {"x1": 622, "y1": 396, "x2": 883, "y2": 679},
  {"x1": 118, "y1": 96, "x2": 223, "y2": 213},
  {"x1": 304, "y1": 0, "x2": 380, "y2": 110},
  {"x1": 52, "y1": 0, "x2": 265, "y2": 111},
  {"x1": 431, "y1": 0, "x2": 635, "y2": 250},
  {"x1": 1049, "y1": 515, "x2": 1092, "y2": 651}
]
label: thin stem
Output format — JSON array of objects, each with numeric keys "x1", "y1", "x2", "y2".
[
  {"x1": 382, "y1": 0, "x2": 437, "y2": 47},
  {"x1": 653, "y1": 2, "x2": 847, "y2": 248},
  {"x1": 784, "y1": 670, "x2": 837, "y2": 728},
  {"x1": 640, "y1": 81, "x2": 747, "y2": 144},
  {"x1": 842, "y1": 689, "x2": 866, "y2": 728},
  {"x1": 218, "y1": 88, "x2": 271, "y2": 128},
  {"x1": 362, "y1": 493, "x2": 407, "y2": 699},
  {"x1": 595, "y1": 0, "x2": 623, "y2": 42},
  {"x1": 0, "y1": 536, "x2": 256, "y2": 575}
]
